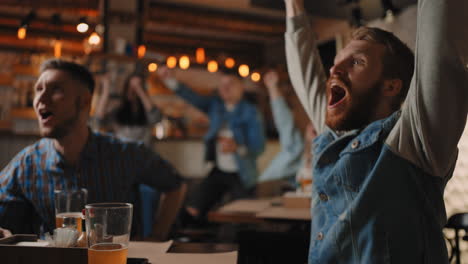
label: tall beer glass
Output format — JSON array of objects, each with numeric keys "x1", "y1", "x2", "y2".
[
  {"x1": 85, "y1": 203, "x2": 133, "y2": 264},
  {"x1": 54, "y1": 188, "x2": 87, "y2": 232}
]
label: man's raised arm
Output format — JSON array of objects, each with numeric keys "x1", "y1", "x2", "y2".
[
  {"x1": 284, "y1": 0, "x2": 328, "y2": 134},
  {"x1": 386, "y1": 0, "x2": 468, "y2": 177}
]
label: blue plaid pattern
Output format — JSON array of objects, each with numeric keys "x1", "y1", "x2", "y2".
[{"x1": 0, "y1": 131, "x2": 182, "y2": 234}]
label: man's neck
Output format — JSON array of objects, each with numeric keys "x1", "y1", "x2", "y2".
[{"x1": 53, "y1": 126, "x2": 90, "y2": 166}]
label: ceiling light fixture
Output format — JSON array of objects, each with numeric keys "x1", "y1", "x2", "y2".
[
  {"x1": 77, "y1": 17, "x2": 89, "y2": 33},
  {"x1": 17, "y1": 11, "x2": 36, "y2": 40}
]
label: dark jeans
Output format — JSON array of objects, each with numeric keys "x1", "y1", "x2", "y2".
[{"x1": 188, "y1": 167, "x2": 249, "y2": 218}]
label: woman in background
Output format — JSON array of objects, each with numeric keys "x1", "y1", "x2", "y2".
[{"x1": 94, "y1": 73, "x2": 162, "y2": 145}]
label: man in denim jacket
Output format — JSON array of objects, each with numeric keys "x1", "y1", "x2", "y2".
[
  {"x1": 159, "y1": 67, "x2": 265, "y2": 221},
  {"x1": 285, "y1": 0, "x2": 468, "y2": 263}
]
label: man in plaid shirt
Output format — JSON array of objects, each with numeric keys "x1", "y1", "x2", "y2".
[{"x1": 0, "y1": 59, "x2": 185, "y2": 235}]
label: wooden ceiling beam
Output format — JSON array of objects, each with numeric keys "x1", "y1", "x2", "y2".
[
  {"x1": 0, "y1": 35, "x2": 84, "y2": 55},
  {"x1": 148, "y1": 3, "x2": 285, "y2": 36},
  {"x1": 0, "y1": 1, "x2": 99, "y2": 16},
  {"x1": 144, "y1": 32, "x2": 262, "y2": 51}
]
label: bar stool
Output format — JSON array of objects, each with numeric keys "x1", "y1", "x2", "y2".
[{"x1": 446, "y1": 213, "x2": 468, "y2": 264}]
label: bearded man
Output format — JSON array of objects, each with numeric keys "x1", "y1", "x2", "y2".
[{"x1": 285, "y1": 0, "x2": 468, "y2": 263}]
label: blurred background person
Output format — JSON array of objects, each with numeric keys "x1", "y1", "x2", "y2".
[
  {"x1": 259, "y1": 70, "x2": 317, "y2": 195},
  {"x1": 93, "y1": 73, "x2": 162, "y2": 146},
  {"x1": 92, "y1": 73, "x2": 167, "y2": 239},
  {"x1": 158, "y1": 66, "x2": 265, "y2": 226}
]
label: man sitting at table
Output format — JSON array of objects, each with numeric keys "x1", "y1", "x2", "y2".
[{"x1": 0, "y1": 59, "x2": 186, "y2": 236}]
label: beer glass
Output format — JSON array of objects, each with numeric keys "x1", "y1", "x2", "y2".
[
  {"x1": 54, "y1": 188, "x2": 87, "y2": 232},
  {"x1": 85, "y1": 203, "x2": 133, "y2": 264}
]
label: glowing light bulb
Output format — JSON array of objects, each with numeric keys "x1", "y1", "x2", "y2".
[
  {"x1": 54, "y1": 40, "x2": 62, "y2": 58},
  {"x1": 166, "y1": 56, "x2": 177, "y2": 68},
  {"x1": 207, "y1": 60, "x2": 218, "y2": 73},
  {"x1": 137, "y1": 45, "x2": 146, "y2": 58},
  {"x1": 88, "y1": 32, "x2": 101, "y2": 45},
  {"x1": 238, "y1": 64, "x2": 250, "y2": 78},
  {"x1": 251, "y1": 72, "x2": 261, "y2": 82},
  {"x1": 179, "y1": 55, "x2": 190, "y2": 70},
  {"x1": 196, "y1": 48, "x2": 205, "y2": 64},
  {"x1": 77, "y1": 23, "x2": 89, "y2": 33},
  {"x1": 17, "y1": 27, "x2": 27, "y2": 40},
  {"x1": 225, "y1": 58, "x2": 235, "y2": 68},
  {"x1": 148, "y1": 63, "x2": 158, "y2": 72}
]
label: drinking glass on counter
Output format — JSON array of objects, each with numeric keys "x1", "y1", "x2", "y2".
[
  {"x1": 54, "y1": 188, "x2": 88, "y2": 232},
  {"x1": 85, "y1": 203, "x2": 133, "y2": 264}
]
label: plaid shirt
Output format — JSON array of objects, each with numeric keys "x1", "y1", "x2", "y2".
[{"x1": 0, "y1": 131, "x2": 182, "y2": 234}]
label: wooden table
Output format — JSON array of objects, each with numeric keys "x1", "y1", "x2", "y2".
[
  {"x1": 0, "y1": 236, "x2": 238, "y2": 264},
  {"x1": 207, "y1": 198, "x2": 311, "y2": 264},
  {"x1": 207, "y1": 198, "x2": 311, "y2": 224},
  {"x1": 129, "y1": 241, "x2": 239, "y2": 264}
]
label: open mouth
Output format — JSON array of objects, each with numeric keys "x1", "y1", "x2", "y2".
[
  {"x1": 38, "y1": 109, "x2": 54, "y2": 122},
  {"x1": 329, "y1": 85, "x2": 347, "y2": 107}
]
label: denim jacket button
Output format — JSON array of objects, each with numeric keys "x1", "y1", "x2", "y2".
[
  {"x1": 317, "y1": 232, "x2": 324, "y2": 241},
  {"x1": 319, "y1": 193, "x2": 329, "y2": 202},
  {"x1": 351, "y1": 140, "x2": 360, "y2": 149}
]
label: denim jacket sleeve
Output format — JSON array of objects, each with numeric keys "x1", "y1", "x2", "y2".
[
  {"x1": 174, "y1": 82, "x2": 214, "y2": 114},
  {"x1": 386, "y1": 0, "x2": 468, "y2": 177},
  {"x1": 285, "y1": 14, "x2": 328, "y2": 134}
]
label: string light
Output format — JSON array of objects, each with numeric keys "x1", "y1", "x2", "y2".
[
  {"x1": 207, "y1": 60, "x2": 218, "y2": 73},
  {"x1": 166, "y1": 56, "x2": 177, "y2": 68},
  {"x1": 77, "y1": 17, "x2": 89, "y2": 33},
  {"x1": 179, "y1": 55, "x2": 190, "y2": 70},
  {"x1": 196, "y1": 48, "x2": 205, "y2": 64},
  {"x1": 17, "y1": 11, "x2": 35, "y2": 40},
  {"x1": 148, "y1": 63, "x2": 158, "y2": 72},
  {"x1": 225, "y1": 58, "x2": 235, "y2": 68},
  {"x1": 88, "y1": 32, "x2": 101, "y2": 45},
  {"x1": 238, "y1": 64, "x2": 250, "y2": 78},
  {"x1": 251, "y1": 72, "x2": 261, "y2": 82},
  {"x1": 137, "y1": 45, "x2": 146, "y2": 58},
  {"x1": 54, "y1": 40, "x2": 62, "y2": 58},
  {"x1": 17, "y1": 26, "x2": 27, "y2": 40}
]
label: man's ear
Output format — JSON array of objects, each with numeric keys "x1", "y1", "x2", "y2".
[{"x1": 382, "y1": 79, "x2": 402, "y2": 97}]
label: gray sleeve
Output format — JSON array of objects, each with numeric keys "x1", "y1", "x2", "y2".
[
  {"x1": 386, "y1": 0, "x2": 468, "y2": 177},
  {"x1": 285, "y1": 14, "x2": 328, "y2": 134}
]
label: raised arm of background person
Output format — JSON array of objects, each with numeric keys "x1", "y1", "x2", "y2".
[
  {"x1": 133, "y1": 83, "x2": 163, "y2": 125},
  {"x1": 264, "y1": 71, "x2": 304, "y2": 159},
  {"x1": 93, "y1": 74, "x2": 111, "y2": 120},
  {"x1": 158, "y1": 67, "x2": 214, "y2": 114},
  {"x1": 284, "y1": 0, "x2": 328, "y2": 134},
  {"x1": 386, "y1": 0, "x2": 468, "y2": 177},
  {"x1": 172, "y1": 82, "x2": 215, "y2": 114}
]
